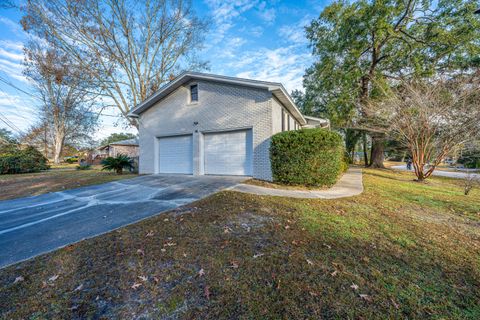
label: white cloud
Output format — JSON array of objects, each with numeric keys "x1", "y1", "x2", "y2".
[
  {"x1": 0, "y1": 16, "x2": 23, "y2": 36},
  {"x1": 0, "y1": 40, "x2": 23, "y2": 51},
  {"x1": 0, "y1": 48, "x2": 23, "y2": 61},
  {"x1": 233, "y1": 46, "x2": 312, "y2": 92},
  {"x1": 204, "y1": 0, "x2": 276, "y2": 44},
  {"x1": 0, "y1": 91, "x2": 37, "y2": 133},
  {"x1": 277, "y1": 16, "x2": 313, "y2": 45},
  {"x1": 257, "y1": 2, "x2": 276, "y2": 24},
  {"x1": 0, "y1": 38, "x2": 27, "y2": 83}
]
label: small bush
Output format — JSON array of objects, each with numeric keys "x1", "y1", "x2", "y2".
[
  {"x1": 0, "y1": 144, "x2": 50, "y2": 174},
  {"x1": 65, "y1": 157, "x2": 79, "y2": 164},
  {"x1": 76, "y1": 164, "x2": 91, "y2": 170},
  {"x1": 101, "y1": 154, "x2": 133, "y2": 174},
  {"x1": 270, "y1": 128, "x2": 347, "y2": 187}
]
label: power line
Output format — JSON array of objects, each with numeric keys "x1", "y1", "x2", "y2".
[
  {"x1": 0, "y1": 73, "x2": 125, "y2": 119},
  {"x1": 0, "y1": 112, "x2": 22, "y2": 134},
  {"x1": 0, "y1": 75, "x2": 42, "y2": 101}
]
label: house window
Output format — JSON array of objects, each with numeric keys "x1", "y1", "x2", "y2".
[
  {"x1": 190, "y1": 84, "x2": 198, "y2": 102},
  {"x1": 287, "y1": 115, "x2": 291, "y2": 131}
]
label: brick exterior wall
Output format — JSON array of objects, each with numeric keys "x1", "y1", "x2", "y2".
[
  {"x1": 109, "y1": 145, "x2": 139, "y2": 157},
  {"x1": 138, "y1": 80, "x2": 293, "y2": 181}
]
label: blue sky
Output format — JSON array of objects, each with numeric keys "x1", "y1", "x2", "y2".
[{"x1": 0, "y1": 0, "x2": 328, "y2": 139}]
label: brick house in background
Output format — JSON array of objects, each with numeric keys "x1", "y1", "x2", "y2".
[{"x1": 97, "y1": 138, "x2": 140, "y2": 158}]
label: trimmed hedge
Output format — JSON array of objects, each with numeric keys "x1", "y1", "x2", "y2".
[
  {"x1": 0, "y1": 144, "x2": 50, "y2": 174},
  {"x1": 270, "y1": 128, "x2": 347, "y2": 187}
]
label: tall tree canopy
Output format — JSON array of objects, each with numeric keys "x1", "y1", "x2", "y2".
[
  {"x1": 21, "y1": 0, "x2": 208, "y2": 128},
  {"x1": 100, "y1": 132, "x2": 137, "y2": 146},
  {"x1": 23, "y1": 42, "x2": 99, "y2": 163},
  {"x1": 304, "y1": 0, "x2": 480, "y2": 167}
]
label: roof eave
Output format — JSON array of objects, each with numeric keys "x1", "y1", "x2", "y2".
[{"x1": 128, "y1": 72, "x2": 307, "y2": 125}]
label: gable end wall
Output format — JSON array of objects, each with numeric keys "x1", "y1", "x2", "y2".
[{"x1": 138, "y1": 80, "x2": 274, "y2": 180}]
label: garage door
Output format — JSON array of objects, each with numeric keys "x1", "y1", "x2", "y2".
[
  {"x1": 158, "y1": 135, "x2": 193, "y2": 174},
  {"x1": 204, "y1": 129, "x2": 252, "y2": 176}
]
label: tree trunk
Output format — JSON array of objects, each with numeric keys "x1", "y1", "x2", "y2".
[
  {"x1": 53, "y1": 131, "x2": 65, "y2": 164},
  {"x1": 369, "y1": 133, "x2": 385, "y2": 168},
  {"x1": 362, "y1": 132, "x2": 369, "y2": 167}
]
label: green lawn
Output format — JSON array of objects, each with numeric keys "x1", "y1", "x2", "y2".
[
  {"x1": 0, "y1": 167, "x2": 136, "y2": 201},
  {"x1": 0, "y1": 169, "x2": 479, "y2": 319}
]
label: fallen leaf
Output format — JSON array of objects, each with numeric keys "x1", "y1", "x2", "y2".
[
  {"x1": 230, "y1": 260, "x2": 239, "y2": 268},
  {"x1": 13, "y1": 276, "x2": 24, "y2": 284},
  {"x1": 163, "y1": 218, "x2": 169, "y2": 222},
  {"x1": 153, "y1": 277, "x2": 159, "y2": 283},
  {"x1": 48, "y1": 275, "x2": 59, "y2": 282},
  {"x1": 145, "y1": 231, "x2": 154, "y2": 237},
  {"x1": 131, "y1": 282, "x2": 142, "y2": 290},
  {"x1": 389, "y1": 298, "x2": 400, "y2": 309},
  {"x1": 253, "y1": 253, "x2": 264, "y2": 259},
  {"x1": 183, "y1": 253, "x2": 188, "y2": 258},
  {"x1": 74, "y1": 284, "x2": 83, "y2": 291},
  {"x1": 138, "y1": 275, "x2": 148, "y2": 282},
  {"x1": 309, "y1": 291, "x2": 318, "y2": 297},
  {"x1": 359, "y1": 294, "x2": 372, "y2": 302},
  {"x1": 198, "y1": 268, "x2": 205, "y2": 277},
  {"x1": 330, "y1": 270, "x2": 338, "y2": 277},
  {"x1": 164, "y1": 242, "x2": 176, "y2": 247},
  {"x1": 284, "y1": 225, "x2": 290, "y2": 230},
  {"x1": 350, "y1": 283, "x2": 359, "y2": 290},
  {"x1": 306, "y1": 259, "x2": 314, "y2": 266},
  {"x1": 137, "y1": 249, "x2": 145, "y2": 256},
  {"x1": 204, "y1": 285, "x2": 210, "y2": 300}
]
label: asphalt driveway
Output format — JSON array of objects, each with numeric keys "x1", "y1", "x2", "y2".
[{"x1": 0, "y1": 174, "x2": 245, "y2": 268}]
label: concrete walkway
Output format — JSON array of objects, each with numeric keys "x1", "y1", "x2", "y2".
[{"x1": 231, "y1": 167, "x2": 363, "y2": 199}]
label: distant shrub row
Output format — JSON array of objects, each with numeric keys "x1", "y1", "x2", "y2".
[
  {"x1": 270, "y1": 128, "x2": 347, "y2": 187},
  {"x1": 0, "y1": 144, "x2": 49, "y2": 174}
]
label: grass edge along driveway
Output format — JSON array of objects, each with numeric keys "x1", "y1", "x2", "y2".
[
  {"x1": 0, "y1": 168, "x2": 136, "y2": 201},
  {"x1": 1, "y1": 169, "x2": 479, "y2": 319}
]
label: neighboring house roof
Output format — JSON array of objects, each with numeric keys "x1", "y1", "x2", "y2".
[
  {"x1": 304, "y1": 115, "x2": 330, "y2": 128},
  {"x1": 128, "y1": 71, "x2": 307, "y2": 125},
  {"x1": 98, "y1": 138, "x2": 139, "y2": 150}
]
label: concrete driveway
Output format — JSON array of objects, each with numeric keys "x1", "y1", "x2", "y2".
[{"x1": 0, "y1": 174, "x2": 245, "y2": 268}]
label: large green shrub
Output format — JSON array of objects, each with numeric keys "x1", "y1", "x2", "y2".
[
  {"x1": 0, "y1": 144, "x2": 50, "y2": 174},
  {"x1": 270, "y1": 128, "x2": 347, "y2": 187}
]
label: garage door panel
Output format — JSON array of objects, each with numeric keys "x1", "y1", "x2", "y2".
[
  {"x1": 204, "y1": 129, "x2": 252, "y2": 176},
  {"x1": 159, "y1": 135, "x2": 193, "y2": 174}
]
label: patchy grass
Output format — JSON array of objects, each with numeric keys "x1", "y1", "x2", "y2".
[
  {"x1": 0, "y1": 169, "x2": 479, "y2": 319},
  {"x1": 48, "y1": 162, "x2": 79, "y2": 169},
  {"x1": 244, "y1": 178, "x2": 329, "y2": 190},
  {"x1": 0, "y1": 168, "x2": 136, "y2": 201}
]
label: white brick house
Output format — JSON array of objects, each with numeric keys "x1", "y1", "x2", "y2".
[{"x1": 129, "y1": 72, "x2": 328, "y2": 181}]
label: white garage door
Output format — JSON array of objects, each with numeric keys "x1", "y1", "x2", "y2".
[
  {"x1": 204, "y1": 129, "x2": 252, "y2": 176},
  {"x1": 158, "y1": 135, "x2": 193, "y2": 174}
]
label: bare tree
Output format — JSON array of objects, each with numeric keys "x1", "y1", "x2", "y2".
[
  {"x1": 463, "y1": 171, "x2": 479, "y2": 195},
  {"x1": 21, "y1": 0, "x2": 208, "y2": 128},
  {"x1": 366, "y1": 78, "x2": 480, "y2": 181},
  {"x1": 23, "y1": 42, "x2": 98, "y2": 164}
]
